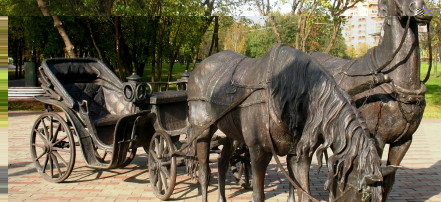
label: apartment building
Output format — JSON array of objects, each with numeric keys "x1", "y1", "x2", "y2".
[{"x1": 342, "y1": 0, "x2": 383, "y2": 48}]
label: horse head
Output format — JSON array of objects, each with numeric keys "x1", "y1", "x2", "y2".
[
  {"x1": 326, "y1": 139, "x2": 384, "y2": 202},
  {"x1": 379, "y1": 0, "x2": 432, "y2": 24}
]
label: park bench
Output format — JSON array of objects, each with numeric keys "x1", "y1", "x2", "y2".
[{"x1": 8, "y1": 87, "x2": 46, "y2": 102}]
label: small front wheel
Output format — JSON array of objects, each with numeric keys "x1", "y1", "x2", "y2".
[
  {"x1": 30, "y1": 112, "x2": 76, "y2": 183},
  {"x1": 148, "y1": 131, "x2": 177, "y2": 200}
]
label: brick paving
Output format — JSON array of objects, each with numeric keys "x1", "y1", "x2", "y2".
[{"x1": 8, "y1": 111, "x2": 441, "y2": 201}]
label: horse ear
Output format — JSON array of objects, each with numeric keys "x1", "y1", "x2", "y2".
[
  {"x1": 378, "y1": 0, "x2": 388, "y2": 17},
  {"x1": 364, "y1": 174, "x2": 382, "y2": 186},
  {"x1": 381, "y1": 165, "x2": 400, "y2": 176}
]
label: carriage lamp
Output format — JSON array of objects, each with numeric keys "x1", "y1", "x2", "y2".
[
  {"x1": 177, "y1": 70, "x2": 190, "y2": 90},
  {"x1": 123, "y1": 73, "x2": 149, "y2": 103}
]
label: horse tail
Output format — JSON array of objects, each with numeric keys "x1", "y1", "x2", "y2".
[{"x1": 185, "y1": 125, "x2": 198, "y2": 179}]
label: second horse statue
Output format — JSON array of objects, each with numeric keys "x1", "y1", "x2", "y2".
[{"x1": 186, "y1": 44, "x2": 393, "y2": 202}]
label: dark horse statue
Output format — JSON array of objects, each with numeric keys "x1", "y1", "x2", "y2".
[
  {"x1": 187, "y1": 44, "x2": 385, "y2": 202},
  {"x1": 307, "y1": 0, "x2": 432, "y2": 200}
]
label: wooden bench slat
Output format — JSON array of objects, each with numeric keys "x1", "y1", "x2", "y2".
[{"x1": 8, "y1": 87, "x2": 45, "y2": 102}]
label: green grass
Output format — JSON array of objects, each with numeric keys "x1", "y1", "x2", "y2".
[
  {"x1": 0, "y1": 69, "x2": 7, "y2": 127},
  {"x1": 421, "y1": 62, "x2": 441, "y2": 119},
  {"x1": 8, "y1": 68, "x2": 24, "y2": 80}
]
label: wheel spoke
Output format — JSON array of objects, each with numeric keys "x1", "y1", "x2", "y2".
[
  {"x1": 49, "y1": 155, "x2": 54, "y2": 178},
  {"x1": 155, "y1": 137, "x2": 160, "y2": 155},
  {"x1": 35, "y1": 129, "x2": 48, "y2": 143},
  {"x1": 157, "y1": 174, "x2": 163, "y2": 192},
  {"x1": 51, "y1": 154, "x2": 62, "y2": 176},
  {"x1": 160, "y1": 166, "x2": 171, "y2": 179},
  {"x1": 53, "y1": 135, "x2": 68, "y2": 146},
  {"x1": 159, "y1": 136, "x2": 164, "y2": 155},
  {"x1": 51, "y1": 123, "x2": 61, "y2": 143},
  {"x1": 53, "y1": 151, "x2": 69, "y2": 167},
  {"x1": 50, "y1": 116, "x2": 54, "y2": 141},
  {"x1": 42, "y1": 154, "x2": 49, "y2": 172},
  {"x1": 102, "y1": 151, "x2": 109, "y2": 160},
  {"x1": 151, "y1": 167, "x2": 159, "y2": 184},
  {"x1": 41, "y1": 118, "x2": 50, "y2": 140},
  {"x1": 160, "y1": 160, "x2": 172, "y2": 166},
  {"x1": 160, "y1": 171, "x2": 168, "y2": 191},
  {"x1": 35, "y1": 150, "x2": 47, "y2": 161},
  {"x1": 150, "y1": 150, "x2": 159, "y2": 162}
]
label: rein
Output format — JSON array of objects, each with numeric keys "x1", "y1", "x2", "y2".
[
  {"x1": 371, "y1": 16, "x2": 410, "y2": 74},
  {"x1": 423, "y1": 23, "x2": 432, "y2": 83},
  {"x1": 266, "y1": 130, "x2": 320, "y2": 202}
]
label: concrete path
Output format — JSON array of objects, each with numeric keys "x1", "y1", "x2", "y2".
[{"x1": 7, "y1": 111, "x2": 441, "y2": 201}]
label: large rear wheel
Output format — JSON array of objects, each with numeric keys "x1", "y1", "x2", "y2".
[
  {"x1": 148, "y1": 131, "x2": 177, "y2": 200},
  {"x1": 30, "y1": 112, "x2": 76, "y2": 183}
]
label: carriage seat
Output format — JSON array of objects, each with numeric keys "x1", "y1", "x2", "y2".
[
  {"x1": 149, "y1": 91, "x2": 187, "y2": 104},
  {"x1": 64, "y1": 82, "x2": 133, "y2": 127}
]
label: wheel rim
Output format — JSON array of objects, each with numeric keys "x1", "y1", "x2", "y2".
[
  {"x1": 148, "y1": 132, "x2": 177, "y2": 200},
  {"x1": 30, "y1": 113, "x2": 75, "y2": 183}
]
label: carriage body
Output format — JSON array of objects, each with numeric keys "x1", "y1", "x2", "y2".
[
  {"x1": 30, "y1": 58, "x2": 158, "y2": 183},
  {"x1": 30, "y1": 58, "x2": 249, "y2": 200}
]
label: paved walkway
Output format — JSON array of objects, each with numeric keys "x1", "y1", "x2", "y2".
[{"x1": 8, "y1": 111, "x2": 441, "y2": 201}]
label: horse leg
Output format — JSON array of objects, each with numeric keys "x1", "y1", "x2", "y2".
[
  {"x1": 196, "y1": 126, "x2": 216, "y2": 202},
  {"x1": 217, "y1": 138, "x2": 235, "y2": 202},
  {"x1": 249, "y1": 146, "x2": 272, "y2": 202},
  {"x1": 383, "y1": 139, "x2": 412, "y2": 201},
  {"x1": 287, "y1": 154, "x2": 313, "y2": 202}
]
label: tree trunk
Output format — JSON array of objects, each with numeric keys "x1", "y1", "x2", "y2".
[
  {"x1": 191, "y1": 47, "x2": 199, "y2": 71},
  {"x1": 269, "y1": 16, "x2": 282, "y2": 43},
  {"x1": 150, "y1": 17, "x2": 159, "y2": 82},
  {"x1": 325, "y1": 19, "x2": 341, "y2": 54},
  {"x1": 167, "y1": 19, "x2": 183, "y2": 83},
  {"x1": 208, "y1": 16, "x2": 219, "y2": 56},
  {"x1": 98, "y1": 0, "x2": 114, "y2": 16},
  {"x1": 86, "y1": 18, "x2": 104, "y2": 61},
  {"x1": 115, "y1": 16, "x2": 128, "y2": 80},
  {"x1": 35, "y1": 0, "x2": 50, "y2": 16},
  {"x1": 295, "y1": 16, "x2": 304, "y2": 49},
  {"x1": 156, "y1": 17, "x2": 166, "y2": 83},
  {"x1": 53, "y1": 16, "x2": 76, "y2": 58},
  {"x1": 435, "y1": 47, "x2": 438, "y2": 78},
  {"x1": 36, "y1": 0, "x2": 76, "y2": 58}
]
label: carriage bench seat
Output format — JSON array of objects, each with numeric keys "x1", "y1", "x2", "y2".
[
  {"x1": 93, "y1": 114, "x2": 122, "y2": 127},
  {"x1": 149, "y1": 91, "x2": 187, "y2": 105}
]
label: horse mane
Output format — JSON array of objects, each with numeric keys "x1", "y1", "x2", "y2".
[{"x1": 270, "y1": 44, "x2": 383, "y2": 201}]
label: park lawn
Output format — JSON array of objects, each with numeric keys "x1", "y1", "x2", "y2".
[
  {"x1": 1, "y1": 69, "x2": 7, "y2": 127},
  {"x1": 421, "y1": 62, "x2": 441, "y2": 119}
]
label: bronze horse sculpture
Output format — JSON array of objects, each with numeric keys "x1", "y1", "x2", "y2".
[
  {"x1": 306, "y1": 0, "x2": 432, "y2": 200},
  {"x1": 187, "y1": 44, "x2": 384, "y2": 202}
]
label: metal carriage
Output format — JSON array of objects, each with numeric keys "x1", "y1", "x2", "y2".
[{"x1": 30, "y1": 58, "x2": 249, "y2": 200}]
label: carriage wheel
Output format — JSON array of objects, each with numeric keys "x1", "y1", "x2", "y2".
[
  {"x1": 230, "y1": 147, "x2": 252, "y2": 189},
  {"x1": 120, "y1": 148, "x2": 137, "y2": 167},
  {"x1": 148, "y1": 131, "x2": 177, "y2": 200},
  {"x1": 30, "y1": 112, "x2": 76, "y2": 183}
]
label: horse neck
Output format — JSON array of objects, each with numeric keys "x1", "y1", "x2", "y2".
[{"x1": 376, "y1": 16, "x2": 422, "y2": 90}]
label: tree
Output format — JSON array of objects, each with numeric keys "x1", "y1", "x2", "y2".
[
  {"x1": 252, "y1": 0, "x2": 282, "y2": 42},
  {"x1": 224, "y1": 19, "x2": 249, "y2": 54},
  {"x1": 323, "y1": 0, "x2": 362, "y2": 53},
  {"x1": 246, "y1": 24, "x2": 277, "y2": 58},
  {"x1": 35, "y1": 0, "x2": 76, "y2": 58}
]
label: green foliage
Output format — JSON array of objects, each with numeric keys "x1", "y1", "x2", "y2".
[
  {"x1": 246, "y1": 25, "x2": 277, "y2": 58},
  {"x1": 0, "y1": 0, "x2": 211, "y2": 16},
  {"x1": 8, "y1": 16, "x2": 214, "y2": 82}
]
